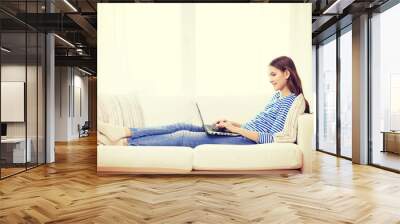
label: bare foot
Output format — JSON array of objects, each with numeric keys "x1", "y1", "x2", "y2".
[
  {"x1": 98, "y1": 121, "x2": 131, "y2": 142},
  {"x1": 97, "y1": 133, "x2": 112, "y2": 145},
  {"x1": 98, "y1": 133, "x2": 128, "y2": 146}
]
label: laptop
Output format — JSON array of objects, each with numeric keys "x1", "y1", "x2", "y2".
[{"x1": 196, "y1": 103, "x2": 240, "y2": 136}]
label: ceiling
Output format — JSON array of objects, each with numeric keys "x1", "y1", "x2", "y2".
[{"x1": 0, "y1": 0, "x2": 391, "y2": 75}]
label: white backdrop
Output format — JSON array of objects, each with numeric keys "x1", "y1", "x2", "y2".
[{"x1": 98, "y1": 3, "x2": 312, "y2": 108}]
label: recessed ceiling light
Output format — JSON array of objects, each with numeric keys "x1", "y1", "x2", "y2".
[
  {"x1": 54, "y1": 34, "x2": 75, "y2": 48},
  {"x1": 63, "y1": 0, "x2": 78, "y2": 12},
  {"x1": 323, "y1": 0, "x2": 354, "y2": 15},
  {"x1": 77, "y1": 67, "x2": 93, "y2": 76},
  {"x1": 1, "y1": 47, "x2": 11, "y2": 53}
]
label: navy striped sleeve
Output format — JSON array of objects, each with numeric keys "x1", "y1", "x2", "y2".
[
  {"x1": 256, "y1": 96, "x2": 295, "y2": 144},
  {"x1": 241, "y1": 92, "x2": 280, "y2": 129},
  {"x1": 258, "y1": 132, "x2": 274, "y2": 144}
]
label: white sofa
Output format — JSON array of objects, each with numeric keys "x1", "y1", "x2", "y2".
[{"x1": 97, "y1": 94, "x2": 314, "y2": 175}]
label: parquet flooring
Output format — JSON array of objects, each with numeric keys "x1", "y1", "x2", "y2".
[
  {"x1": 1, "y1": 167, "x2": 25, "y2": 178},
  {"x1": 1, "y1": 135, "x2": 400, "y2": 223}
]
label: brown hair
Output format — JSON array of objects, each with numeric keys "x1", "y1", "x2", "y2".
[{"x1": 269, "y1": 56, "x2": 310, "y2": 113}]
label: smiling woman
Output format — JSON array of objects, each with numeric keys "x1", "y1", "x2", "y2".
[{"x1": 269, "y1": 56, "x2": 310, "y2": 113}]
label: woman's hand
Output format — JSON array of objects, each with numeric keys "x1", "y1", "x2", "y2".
[
  {"x1": 216, "y1": 121, "x2": 240, "y2": 133},
  {"x1": 214, "y1": 119, "x2": 241, "y2": 128},
  {"x1": 216, "y1": 121, "x2": 260, "y2": 142},
  {"x1": 214, "y1": 118, "x2": 227, "y2": 126}
]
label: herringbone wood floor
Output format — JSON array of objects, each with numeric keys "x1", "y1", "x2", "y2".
[{"x1": 1, "y1": 135, "x2": 400, "y2": 224}]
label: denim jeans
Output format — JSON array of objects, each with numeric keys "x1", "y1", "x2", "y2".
[{"x1": 127, "y1": 123, "x2": 256, "y2": 148}]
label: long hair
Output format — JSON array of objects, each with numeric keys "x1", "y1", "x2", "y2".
[{"x1": 269, "y1": 56, "x2": 310, "y2": 113}]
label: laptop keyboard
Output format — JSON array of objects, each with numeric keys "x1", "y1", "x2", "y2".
[{"x1": 212, "y1": 125, "x2": 227, "y2": 132}]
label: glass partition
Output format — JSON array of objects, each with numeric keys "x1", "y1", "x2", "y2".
[
  {"x1": 38, "y1": 32, "x2": 45, "y2": 165},
  {"x1": 339, "y1": 28, "x2": 352, "y2": 158},
  {"x1": 1, "y1": 31, "x2": 28, "y2": 177},
  {"x1": 370, "y1": 3, "x2": 400, "y2": 171},
  {"x1": 0, "y1": 1, "x2": 46, "y2": 179},
  {"x1": 27, "y1": 30, "x2": 38, "y2": 169},
  {"x1": 317, "y1": 36, "x2": 337, "y2": 155},
  {"x1": 26, "y1": 0, "x2": 43, "y2": 169}
]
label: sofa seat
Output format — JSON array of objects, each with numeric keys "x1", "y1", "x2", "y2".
[
  {"x1": 193, "y1": 143, "x2": 302, "y2": 170},
  {"x1": 97, "y1": 94, "x2": 314, "y2": 174},
  {"x1": 97, "y1": 143, "x2": 303, "y2": 174},
  {"x1": 97, "y1": 146, "x2": 194, "y2": 173}
]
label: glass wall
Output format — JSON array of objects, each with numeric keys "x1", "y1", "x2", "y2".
[
  {"x1": 27, "y1": 31, "x2": 38, "y2": 169},
  {"x1": 370, "y1": 3, "x2": 400, "y2": 171},
  {"x1": 316, "y1": 25, "x2": 353, "y2": 160},
  {"x1": 339, "y1": 28, "x2": 352, "y2": 158},
  {"x1": 0, "y1": 1, "x2": 46, "y2": 179},
  {"x1": 317, "y1": 36, "x2": 337, "y2": 154},
  {"x1": 1, "y1": 31, "x2": 28, "y2": 178},
  {"x1": 38, "y1": 32, "x2": 45, "y2": 165}
]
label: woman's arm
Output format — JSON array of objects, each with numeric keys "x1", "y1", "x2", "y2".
[
  {"x1": 232, "y1": 125, "x2": 276, "y2": 144},
  {"x1": 215, "y1": 119, "x2": 241, "y2": 127},
  {"x1": 218, "y1": 121, "x2": 259, "y2": 142},
  {"x1": 233, "y1": 127, "x2": 259, "y2": 142},
  {"x1": 230, "y1": 121, "x2": 242, "y2": 127},
  {"x1": 240, "y1": 96, "x2": 294, "y2": 144}
]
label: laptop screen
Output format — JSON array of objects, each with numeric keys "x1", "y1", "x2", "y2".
[{"x1": 195, "y1": 103, "x2": 205, "y2": 126}]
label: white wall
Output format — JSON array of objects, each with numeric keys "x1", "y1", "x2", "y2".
[
  {"x1": 1, "y1": 65, "x2": 40, "y2": 137},
  {"x1": 55, "y1": 67, "x2": 68, "y2": 141},
  {"x1": 72, "y1": 73, "x2": 89, "y2": 138},
  {"x1": 98, "y1": 3, "x2": 312, "y2": 105},
  {"x1": 55, "y1": 67, "x2": 89, "y2": 141},
  {"x1": 1, "y1": 65, "x2": 26, "y2": 140},
  {"x1": 98, "y1": 4, "x2": 183, "y2": 96}
]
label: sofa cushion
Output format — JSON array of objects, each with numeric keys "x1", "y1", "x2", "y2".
[
  {"x1": 97, "y1": 146, "x2": 193, "y2": 173},
  {"x1": 137, "y1": 95, "x2": 202, "y2": 127},
  {"x1": 98, "y1": 93, "x2": 144, "y2": 128},
  {"x1": 192, "y1": 143, "x2": 302, "y2": 170},
  {"x1": 195, "y1": 95, "x2": 268, "y2": 125},
  {"x1": 274, "y1": 94, "x2": 306, "y2": 143}
]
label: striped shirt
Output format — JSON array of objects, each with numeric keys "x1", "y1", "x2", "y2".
[{"x1": 241, "y1": 92, "x2": 296, "y2": 144}]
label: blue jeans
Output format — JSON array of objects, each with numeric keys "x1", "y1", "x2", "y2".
[{"x1": 127, "y1": 123, "x2": 256, "y2": 148}]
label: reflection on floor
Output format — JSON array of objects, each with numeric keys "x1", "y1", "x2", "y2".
[
  {"x1": 373, "y1": 150, "x2": 400, "y2": 171},
  {"x1": 1, "y1": 135, "x2": 400, "y2": 223},
  {"x1": 340, "y1": 148, "x2": 352, "y2": 158},
  {"x1": 0, "y1": 162, "x2": 43, "y2": 178},
  {"x1": 0, "y1": 167, "x2": 25, "y2": 178}
]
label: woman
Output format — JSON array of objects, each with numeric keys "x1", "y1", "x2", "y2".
[{"x1": 98, "y1": 56, "x2": 309, "y2": 147}]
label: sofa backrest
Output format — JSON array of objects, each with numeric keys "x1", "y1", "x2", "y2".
[
  {"x1": 98, "y1": 93, "x2": 144, "y2": 128},
  {"x1": 137, "y1": 94, "x2": 201, "y2": 127},
  {"x1": 274, "y1": 94, "x2": 306, "y2": 143},
  {"x1": 98, "y1": 93, "x2": 201, "y2": 128},
  {"x1": 195, "y1": 95, "x2": 268, "y2": 125},
  {"x1": 137, "y1": 94, "x2": 270, "y2": 127},
  {"x1": 98, "y1": 93, "x2": 312, "y2": 139}
]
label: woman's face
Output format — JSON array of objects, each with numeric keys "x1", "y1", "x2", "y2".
[{"x1": 269, "y1": 65, "x2": 290, "y2": 91}]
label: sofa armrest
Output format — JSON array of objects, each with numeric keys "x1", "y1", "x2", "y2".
[{"x1": 297, "y1": 113, "x2": 314, "y2": 174}]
